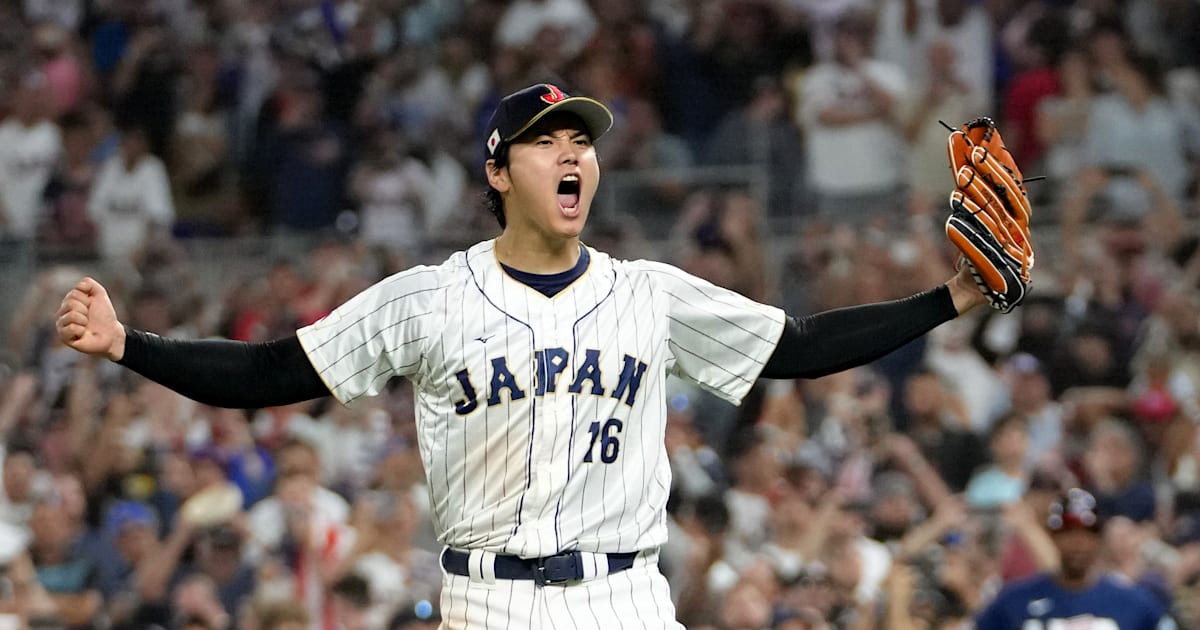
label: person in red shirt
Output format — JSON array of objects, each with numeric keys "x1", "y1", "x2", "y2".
[{"x1": 1003, "y1": 12, "x2": 1070, "y2": 170}]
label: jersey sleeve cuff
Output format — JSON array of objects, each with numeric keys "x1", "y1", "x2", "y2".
[{"x1": 295, "y1": 325, "x2": 352, "y2": 406}]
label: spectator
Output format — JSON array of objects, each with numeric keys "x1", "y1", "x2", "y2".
[
  {"x1": 1002, "y1": 12, "x2": 1071, "y2": 173},
  {"x1": 31, "y1": 21, "x2": 86, "y2": 118},
  {"x1": 1081, "y1": 45, "x2": 1190, "y2": 200},
  {"x1": 437, "y1": 32, "x2": 491, "y2": 122},
  {"x1": 602, "y1": 97, "x2": 694, "y2": 234},
  {"x1": 0, "y1": 443, "x2": 50, "y2": 530},
  {"x1": 28, "y1": 498, "x2": 101, "y2": 629},
  {"x1": 1003, "y1": 353, "x2": 1065, "y2": 470},
  {"x1": 1037, "y1": 49, "x2": 1095, "y2": 200},
  {"x1": 494, "y1": 0, "x2": 597, "y2": 62},
  {"x1": 86, "y1": 120, "x2": 175, "y2": 265},
  {"x1": 337, "y1": 491, "x2": 440, "y2": 629},
  {"x1": 722, "y1": 425, "x2": 791, "y2": 573},
  {"x1": 23, "y1": 0, "x2": 84, "y2": 32},
  {"x1": 256, "y1": 72, "x2": 352, "y2": 233},
  {"x1": 1100, "y1": 515, "x2": 1175, "y2": 608},
  {"x1": 965, "y1": 414, "x2": 1031, "y2": 509},
  {"x1": 703, "y1": 76, "x2": 804, "y2": 221},
  {"x1": 0, "y1": 71, "x2": 62, "y2": 245},
  {"x1": 348, "y1": 134, "x2": 434, "y2": 257},
  {"x1": 1082, "y1": 419, "x2": 1157, "y2": 523},
  {"x1": 108, "y1": 7, "x2": 181, "y2": 160},
  {"x1": 169, "y1": 574, "x2": 234, "y2": 630},
  {"x1": 170, "y1": 40, "x2": 235, "y2": 235},
  {"x1": 40, "y1": 111, "x2": 98, "y2": 259},
  {"x1": 875, "y1": 0, "x2": 994, "y2": 110},
  {"x1": 796, "y1": 10, "x2": 907, "y2": 221},
  {"x1": 245, "y1": 439, "x2": 352, "y2": 627},
  {"x1": 255, "y1": 600, "x2": 311, "y2": 630},
  {"x1": 200, "y1": 407, "x2": 275, "y2": 509},
  {"x1": 820, "y1": 500, "x2": 892, "y2": 620},
  {"x1": 900, "y1": 38, "x2": 984, "y2": 201},
  {"x1": 865, "y1": 471, "x2": 923, "y2": 544},
  {"x1": 91, "y1": 501, "x2": 153, "y2": 626},
  {"x1": 975, "y1": 488, "x2": 1173, "y2": 629},
  {"x1": 329, "y1": 572, "x2": 371, "y2": 630},
  {"x1": 896, "y1": 371, "x2": 985, "y2": 492}
]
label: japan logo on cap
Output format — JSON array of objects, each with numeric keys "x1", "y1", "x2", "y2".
[{"x1": 487, "y1": 129, "x2": 501, "y2": 155}]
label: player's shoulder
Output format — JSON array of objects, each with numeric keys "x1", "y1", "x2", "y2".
[
  {"x1": 605, "y1": 254, "x2": 688, "y2": 281},
  {"x1": 347, "y1": 249, "x2": 469, "y2": 308},
  {"x1": 385, "y1": 244, "x2": 482, "y2": 285},
  {"x1": 1095, "y1": 575, "x2": 1167, "y2": 608}
]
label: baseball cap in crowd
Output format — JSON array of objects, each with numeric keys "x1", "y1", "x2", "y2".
[
  {"x1": 1005, "y1": 352, "x2": 1042, "y2": 376},
  {"x1": 484, "y1": 83, "x2": 613, "y2": 157},
  {"x1": 104, "y1": 501, "x2": 158, "y2": 539},
  {"x1": 1046, "y1": 488, "x2": 1101, "y2": 532}
]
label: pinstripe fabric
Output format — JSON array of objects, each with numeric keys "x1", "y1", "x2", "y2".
[
  {"x1": 440, "y1": 554, "x2": 684, "y2": 629},
  {"x1": 297, "y1": 240, "x2": 785, "y2": 559}
]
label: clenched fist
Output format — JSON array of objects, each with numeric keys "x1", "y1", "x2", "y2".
[{"x1": 56, "y1": 277, "x2": 126, "y2": 361}]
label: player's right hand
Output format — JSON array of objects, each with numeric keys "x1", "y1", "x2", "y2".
[{"x1": 56, "y1": 277, "x2": 126, "y2": 361}]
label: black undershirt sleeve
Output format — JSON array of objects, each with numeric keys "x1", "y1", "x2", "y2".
[
  {"x1": 116, "y1": 326, "x2": 331, "y2": 408},
  {"x1": 760, "y1": 285, "x2": 958, "y2": 379}
]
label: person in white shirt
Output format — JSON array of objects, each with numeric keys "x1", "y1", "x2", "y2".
[
  {"x1": 494, "y1": 0, "x2": 597, "y2": 60},
  {"x1": 797, "y1": 10, "x2": 908, "y2": 221},
  {"x1": 86, "y1": 121, "x2": 175, "y2": 263},
  {"x1": 245, "y1": 438, "x2": 354, "y2": 629},
  {"x1": 875, "y1": 0, "x2": 994, "y2": 110},
  {"x1": 0, "y1": 72, "x2": 62, "y2": 242}
]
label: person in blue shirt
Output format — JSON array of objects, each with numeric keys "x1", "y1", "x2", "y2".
[{"x1": 975, "y1": 488, "x2": 1176, "y2": 630}]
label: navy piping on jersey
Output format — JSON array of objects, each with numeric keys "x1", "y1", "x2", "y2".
[
  {"x1": 555, "y1": 267, "x2": 618, "y2": 549},
  {"x1": 464, "y1": 250, "x2": 539, "y2": 538},
  {"x1": 500, "y1": 246, "x2": 591, "y2": 297}
]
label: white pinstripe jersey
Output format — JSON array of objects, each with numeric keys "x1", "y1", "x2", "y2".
[{"x1": 297, "y1": 240, "x2": 785, "y2": 558}]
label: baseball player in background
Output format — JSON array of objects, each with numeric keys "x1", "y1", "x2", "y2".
[
  {"x1": 975, "y1": 488, "x2": 1176, "y2": 630},
  {"x1": 57, "y1": 83, "x2": 990, "y2": 628}
]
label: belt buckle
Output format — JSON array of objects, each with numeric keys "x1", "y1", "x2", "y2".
[{"x1": 533, "y1": 552, "x2": 579, "y2": 586}]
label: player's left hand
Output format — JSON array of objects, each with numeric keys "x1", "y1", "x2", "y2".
[
  {"x1": 946, "y1": 264, "x2": 988, "y2": 314},
  {"x1": 943, "y1": 117, "x2": 1035, "y2": 313}
]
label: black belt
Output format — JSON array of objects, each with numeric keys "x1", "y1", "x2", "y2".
[{"x1": 442, "y1": 549, "x2": 639, "y2": 586}]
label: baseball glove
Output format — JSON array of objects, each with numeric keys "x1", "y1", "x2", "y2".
[{"x1": 944, "y1": 117, "x2": 1034, "y2": 313}]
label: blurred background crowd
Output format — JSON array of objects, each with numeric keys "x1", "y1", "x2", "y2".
[{"x1": 0, "y1": 0, "x2": 1198, "y2": 628}]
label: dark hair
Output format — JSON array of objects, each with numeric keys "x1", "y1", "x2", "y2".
[
  {"x1": 331, "y1": 573, "x2": 371, "y2": 608},
  {"x1": 484, "y1": 143, "x2": 511, "y2": 228},
  {"x1": 1027, "y1": 11, "x2": 1072, "y2": 66},
  {"x1": 1127, "y1": 51, "x2": 1167, "y2": 94},
  {"x1": 693, "y1": 493, "x2": 731, "y2": 535},
  {"x1": 988, "y1": 412, "x2": 1028, "y2": 443},
  {"x1": 256, "y1": 602, "x2": 310, "y2": 630},
  {"x1": 178, "y1": 616, "x2": 217, "y2": 630}
]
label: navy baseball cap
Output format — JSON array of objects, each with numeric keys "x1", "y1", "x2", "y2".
[
  {"x1": 484, "y1": 83, "x2": 614, "y2": 156},
  {"x1": 104, "y1": 501, "x2": 158, "y2": 538},
  {"x1": 1046, "y1": 487, "x2": 1100, "y2": 532}
]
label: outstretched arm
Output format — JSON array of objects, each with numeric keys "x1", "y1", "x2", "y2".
[
  {"x1": 761, "y1": 267, "x2": 984, "y2": 379},
  {"x1": 57, "y1": 277, "x2": 329, "y2": 408}
]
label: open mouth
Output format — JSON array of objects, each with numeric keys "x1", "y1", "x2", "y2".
[{"x1": 557, "y1": 175, "x2": 580, "y2": 210}]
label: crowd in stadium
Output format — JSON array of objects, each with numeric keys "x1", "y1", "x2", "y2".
[{"x1": 0, "y1": 0, "x2": 1199, "y2": 628}]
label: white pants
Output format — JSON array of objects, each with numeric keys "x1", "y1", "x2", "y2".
[{"x1": 438, "y1": 550, "x2": 684, "y2": 629}]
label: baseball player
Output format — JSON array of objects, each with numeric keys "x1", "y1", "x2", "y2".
[
  {"x1": 57, "y1": 83, "x2": 990, "y2": 628},
  {"x1": 975, "y1": 488, "x2": 1176, "y2": 630}
]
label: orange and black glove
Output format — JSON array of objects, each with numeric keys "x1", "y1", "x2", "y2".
[{"x1": 944, "y1": 117, "x2": 1034, "y2": 313}]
